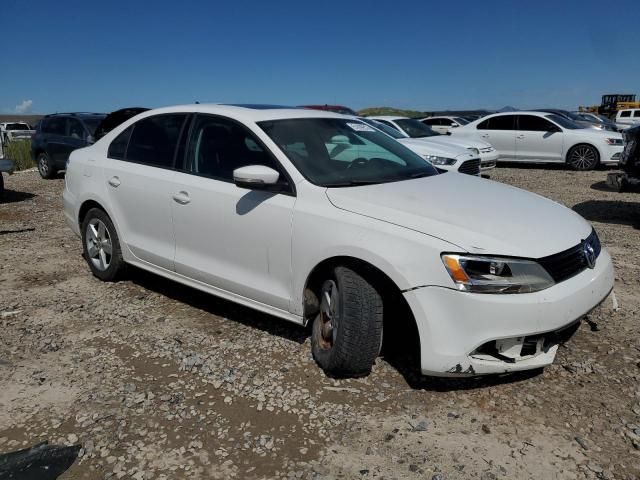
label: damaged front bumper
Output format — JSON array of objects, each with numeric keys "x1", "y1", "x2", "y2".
[{"x1": 404, "y1": 248, "x2": 615, "y2": 377}]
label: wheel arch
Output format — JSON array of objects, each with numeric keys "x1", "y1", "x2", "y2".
[
  {"x1": 565, "y1": 142, "x2": 601, "y2": 165},
  {"x1": 302, "y1": 255, "x2": 421, "y2": 358}
]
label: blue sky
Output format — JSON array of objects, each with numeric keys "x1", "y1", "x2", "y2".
[{"x1": 1, "y1": 0, "x2": 639, "y2": 114}]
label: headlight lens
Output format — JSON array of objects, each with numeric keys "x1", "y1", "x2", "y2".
[
  {"x1": 441, "y1": 254, "x2": 555, "y2": 294},
  {"x1": 424, "y1": 155, "x2": 457, "y2": 166},
  {"x1": 467, "y1": 147, "x2": 480, "y2": 155},
  {"x1": 605, "y1": 138, "x2": 623, "y2": 145}
]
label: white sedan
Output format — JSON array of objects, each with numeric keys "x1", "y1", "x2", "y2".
[
  {"x1": 452, "y1": 111, "x2": 624, "y2": 170},
  {"x1": 420, "y1": 116, "x2": 470, "y2": 135},
  {"x1": 359, "y1": 118, "x2": 481, "y2": 175},
  {"x1": 369, "y1": 116, "x2": 498, "y2": 173},
  {"x1": 63, "y1": 104, "x2": 614, "y2": 377}
]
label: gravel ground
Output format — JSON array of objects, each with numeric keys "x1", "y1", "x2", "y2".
[{"x1": 0, "y1": 167, "x2": 639, "y2": 480}]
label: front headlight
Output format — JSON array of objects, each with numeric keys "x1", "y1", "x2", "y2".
[
  {"x1": 424, "y1": 155, "x2": 457, "y2": 166},
  {"x1": 467, "y1": 147, "x2": 480, "y2": 155},
  {"x1": 441, "y1": 254, "x2": 554, "y2": 294},
  {"x1": 605, "y1": 138, "x2": 623, "y2": 145}
]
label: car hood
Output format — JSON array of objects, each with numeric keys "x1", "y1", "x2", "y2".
[
  {"x1": 325, "y1": 173, "x2": 591, "y2": 258},
  {"x1": 420, "y1": 135, "x2": 491, "y2": 150},
  {"x1": 397, "y1": 138, "x2": 473, "y2": 159}
]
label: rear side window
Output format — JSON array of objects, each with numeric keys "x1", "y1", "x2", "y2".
[
  {"x1": 477, "y1": 115, "x2": 516, "y2": 130},
  {"x1": 517, "y1": 115, "x2": 556, "y2": 131},
  {"x1": 108, "y1": 126, "x2": 133, "y2": 160},
  {"x1": 125, "y1": 114, "x2": 187, "y2": 168},
  {"x1": 620, "y1": 111, "x2": 631, "y2": 118},
  {"x1": 422, "y1": 118, "x2": 438, "y2": 125},
  {"x1": 67, "y1": 118, "x2": 85, "y2": 139},
  {"x1": 41, "y1": 118, "x2": 66, "y2": 135},
  {"x1": 634, "y1": 111, "x2": 640, "y2": 118}
]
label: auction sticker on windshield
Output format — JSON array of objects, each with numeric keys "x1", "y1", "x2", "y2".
[{"x1": 347, "y1": 122, "x2": 376, "y2": 132}]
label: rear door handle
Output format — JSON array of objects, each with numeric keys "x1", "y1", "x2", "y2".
[
  {"x1": 480, "y1": 134, "x2": 489, "y2": 138},
  {"x1": 108, "y1": 176, "x2": 121, "y2": 187},
  {"x1": 516, "y1": 134, "x2": 525, "y2": 139},
  {"x1": 172, "y1": 191, "x2": 190, "y2": 205}
]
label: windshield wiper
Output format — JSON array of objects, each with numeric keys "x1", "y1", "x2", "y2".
[{"x1": 323, "y1": 179, "x2": 383, "y2": 187}]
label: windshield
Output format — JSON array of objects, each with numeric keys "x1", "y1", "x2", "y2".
[
  {"x1": 394, "y1": 118, "x2": 439, "y2": 138},
  {"x1": 545, "y1": 114, "x2": 581, "y2": 129},
  {"x1": 259, "y1": 118, "x2": 438, "y2": 187},
  {"x1": 82, "y1": 117, "x2": 106, "y2": 135},
  {"x1": 7, "y1": 123, "x2": 30, "y2": 130},
  {"x1": 359, "y1": 118, "x2": 405, "y2": 139},
  {"x1": 454, "y1": 117, "x2": 469, "y2": 125}
]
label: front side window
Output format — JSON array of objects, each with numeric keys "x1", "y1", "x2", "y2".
[
  {"x1": 186, "y1": 115, "x2": 288, "y2": 187},
  {"x1": 634, "y1": 111, "x2": 640, "y2": 118},
  {"x1": 421, "y1": 118, "x2": 438, "y2": 125},
  {"x1": 545, "y1": 114, "x2": 579, "y2": 129},
  {"x1": 126, "y1": 114, "x2": 187, "y2": 168},
  {"x1": 6, "y1": 123, "x2": 29, "y2": 131},
  {"x1": 67, "y1": 118, "x2": 86, "y2": 139},
  {"x1": 477, "y1": 115, "x2": 516, "y2": 130},
  {"x1": 517, "y1": 115, "x2": 557, "y2": 132},
  {"x1": 259, "y1": 118, "x2": 438, "y2": 187},
  {"x1": 394, "y1": 119, "x2": 439, "y2": 138},
  {"x1": 620, "y1": 111, "x2": 631, "y2": 118}
]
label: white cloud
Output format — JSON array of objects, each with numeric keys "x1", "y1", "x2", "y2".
[{"x1": 15, "y1": 99, "x2": 33, "y2": 114}]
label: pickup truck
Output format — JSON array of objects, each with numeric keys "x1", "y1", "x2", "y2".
[{"x1": 0, "y1": 122, "x2": 35, "y2": 145}]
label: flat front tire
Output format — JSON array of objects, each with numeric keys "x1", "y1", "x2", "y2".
[
  {"x1": 311, "y1": 266, "x2": 383, "y2": 377},
  {"x1": 81, "y1": 208, "x2": 126, "y2": 281}
]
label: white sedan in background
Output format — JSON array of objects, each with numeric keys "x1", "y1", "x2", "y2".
[
  {"x1": 420, "y1": 116, "x2": 470, "y2": 135},
  {"x1": 358, "y1": 118, "x2": 481, "y2": 175},
  {"x1": 369, "y1": 116, "x2": 498, "y2": 173},
  {"x1": 451, "y1": 111, "x2": 624, "y2": 170},
  {"x1": 63, "y1": 104, "x2": 614, "y2": 378}
]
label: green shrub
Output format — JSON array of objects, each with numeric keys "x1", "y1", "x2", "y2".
[{"x1": 4, "y1": 140, "x2": 34, "y2": 171}]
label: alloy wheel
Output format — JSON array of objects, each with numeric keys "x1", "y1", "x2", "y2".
[
  {"x1": 569, "y1": 146, "x2": 597, "y2": 170},
  {"x1": 85, "y1": 218, "x2": 113, "y2": 271},
  {"x1": 317, "y1": 280, "x2": 339, "y2": 350}
]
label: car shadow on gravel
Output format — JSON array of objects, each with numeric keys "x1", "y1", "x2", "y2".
[
  {"x1": 0, "y1": 189, "x2": 36, "y2": 204},
  {"x1": 496, "y1": 162, "x2": 618, "y2": 171},
  {"x1": 127, "y1": 267, "x2": 310, "y2": 344},
  {"x1": 573, "y1": 200, "x2": 640, "y2": 229}
]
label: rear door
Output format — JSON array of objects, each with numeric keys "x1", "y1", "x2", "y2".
[
  {"x1": 515, "y1": 115, "x2": 564, "y2": 162},
  {"x1": 102, "y1": 113, "x2": 188, "y2": 270},
  {"x1": 475, "y1": 115, "x2": 517, "y2": 159}
]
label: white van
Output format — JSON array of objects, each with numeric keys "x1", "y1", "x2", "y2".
[{"x1": 615, "y1": 109, "x2": 640, "y2": 130}]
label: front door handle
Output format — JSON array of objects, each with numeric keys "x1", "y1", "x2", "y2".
[
  {"x1": 516, "y1": 134, "x2": 525, "y2": 139},
  {"x1": 172, "y1": 191, "x2": 190, "y2": 205},
  {"x1": 108, "y1": 176, "x2": 121, "y2": 187},
  {"x1": 480, "y1": 134, "x2": 489, "y2": 138}
]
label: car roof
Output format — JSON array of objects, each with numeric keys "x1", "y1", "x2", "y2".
[
  {"x1": 135, "y1": 103, "x2": 353, "y2": 122},
  {"x1": 368, "y1": 115, "x2": 407, "y2": 120}
]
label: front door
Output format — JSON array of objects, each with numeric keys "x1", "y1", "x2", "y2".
[
  {"x1": 172, "y1": 114, "x2": 296, "y2": 310},
  {"x1": 515, "y1": 115, "x2": 564, "y2": 162}
]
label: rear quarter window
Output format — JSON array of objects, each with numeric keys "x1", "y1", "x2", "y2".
[{"x1": 108, "y1": 126, "x2": 133, "y2": 160}]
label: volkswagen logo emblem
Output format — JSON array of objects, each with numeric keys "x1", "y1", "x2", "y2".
[{"x1": 583, "y1": 240, "x2": 596, "y2": 269}]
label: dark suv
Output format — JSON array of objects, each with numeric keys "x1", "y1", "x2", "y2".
[{"x1": 31, "y1": 113, "x2": 105, "y2": 178}]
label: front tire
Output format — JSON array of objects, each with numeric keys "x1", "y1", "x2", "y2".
[
  {"x1": 37, "y1": 152, "x2": 55, "y2": 179},
  {"x1": 567, "y1": 144, "x2": 599, "y2": 170},
  {"x1": 311, "y1": 266, "x2": 383, "y2": 377},
  {"x1": 81, "y1": 208, "x2": 126, "y2": 281}
]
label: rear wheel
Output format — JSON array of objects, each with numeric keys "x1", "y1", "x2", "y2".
[
  {"x1": 311, "y1": 266, "x2": 383, "y2": 377},
  {"x1": 37, "y1": 152, "x2": 55, "y2": 179},
  {"x1": 81, "y1": 208, "x2": 126, "y2": 281},
  {"x1": 567, "y1": 144, "x2": 599, "y2": 170}
]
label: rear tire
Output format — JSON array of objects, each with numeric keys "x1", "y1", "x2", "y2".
[
  {"x1": 311, "y1": 266, "x2": 383, "y2": 377},
  {"x1": 567, "y1": 144, "x2": 599, "y2": 170},
  {"x1": 37, "y1": 152, "x2": 55, "y2": 179},
  {"x1": 81, "y1": 208, "x2": 126, "y2": 281}
]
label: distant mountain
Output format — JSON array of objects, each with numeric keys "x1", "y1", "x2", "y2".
[
  {"x1": 357, "y1": 106, "x2": 428, "y2": 118},
  {"x1": 497, "y1": 106, "x2": 518, "y2": 112}
]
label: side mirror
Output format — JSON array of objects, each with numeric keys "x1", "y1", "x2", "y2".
[
  {"x1": 233, "y1": 165, "x2": 280, "y2": 190},
  {"x1": 87, "y1": 134, "x2": 95, "y2": 145},
  {"x1": 450, "y1": 124, "x2": 458, "y2": 128}
]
